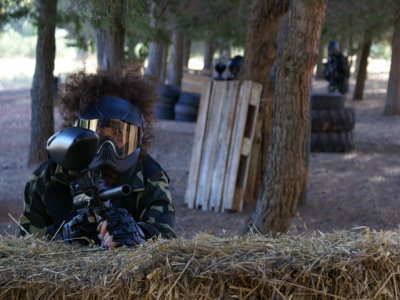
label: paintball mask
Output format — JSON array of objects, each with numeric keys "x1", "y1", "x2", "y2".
[
  {"x1": 74, "y1": 96, "x2": 143, "y2": 174},
  {"x1": 328, "y1": 40, "x2": 340, "y2": 54}
]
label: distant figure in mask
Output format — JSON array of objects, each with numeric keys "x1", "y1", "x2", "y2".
[
  {"x1": 19, "y1": 70, "x2": 176, "y2": 248},
  {"x1": 227, "y1": 55, "x2": 244, "y2": 80},
  {"x1": 323, "y1": 40, "x2": 350, "y2": 94}
]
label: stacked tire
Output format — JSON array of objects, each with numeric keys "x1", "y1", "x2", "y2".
[
  {"x1": 310, "y1": 93, "x2": 355, "y2": 152},
  {"x1": 174, "y1": 91, "x2": 201, "y2": 122},
  {"x1": 154, "y1": 84, "x2": 180, "y2": 120}
]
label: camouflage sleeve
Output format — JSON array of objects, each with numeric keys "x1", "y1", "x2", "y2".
[
  {"x1": 137, "y1": 170, "x2": 176, "y2": 239},
  {"x1": 19, "y1": 161, "x2": 54, "y2": 237}
]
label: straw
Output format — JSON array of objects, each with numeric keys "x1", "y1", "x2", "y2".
[{"x1": 0, "y1": 228, "x2": 399, "y2": 299}]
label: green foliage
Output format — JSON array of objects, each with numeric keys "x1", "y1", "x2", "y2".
[
  {"x1": 67, "y1": 0, "x2": 151, "y2": 37},
  {"x1": 0, "y1": 0, "x2": 252, "y2": 64},
  {"x1": 370, "y1": 42, "x2": 392, "y2": 60},
  {"x1": 173, "y1": 0, "x2": 252, "y2": 48},
  {"x1": 58, "y1": 0, "x2": 153, "y2": 55},
  {"x1": 2, "y1": 18, "x2": 36, "y2": 36},
  {"x1": 322, "y1": 0, "x2": 396, "y2": 55},
  {"x1": 57, "y1": 1, "x2": 92, "y2": 52},
  {"x1": 0, "y1": 0, "x2": 32, "y2": 29}
]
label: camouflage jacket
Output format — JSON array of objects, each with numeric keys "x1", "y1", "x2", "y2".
[{"x1": 19, "y1": 154, "x2": 176, "y2": 240}]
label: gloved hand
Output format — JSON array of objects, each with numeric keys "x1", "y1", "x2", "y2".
[
  {"x1": 62, "y1": 214, "x2": 99, "y2": 245},
  {"x1": 98, "y1": 207, "x2": 146, "y2": 248}
]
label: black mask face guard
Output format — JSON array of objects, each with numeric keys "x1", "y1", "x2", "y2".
[
  {"x1": 74, "y1": 96, "x2": 144, "y2": 174},
  {"x1": 88, "y1": 142, "x2": 141, "y2": 174}
]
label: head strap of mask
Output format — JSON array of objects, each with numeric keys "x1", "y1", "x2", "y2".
[
  {"x1": 76, "y1": 96, "x2": 143, "y2": 175},
  {"x1": 78, "y1": 96, "x2": 143, "y2": 126}
]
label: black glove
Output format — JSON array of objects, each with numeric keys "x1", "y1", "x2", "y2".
[
  {"x1": 102, "y1": 207, "x2": 146, "y2": 247},
  {"x1": 62, "y1": 213, "x2": 99, "y2": 245}
]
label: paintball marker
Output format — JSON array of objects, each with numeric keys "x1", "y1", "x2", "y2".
[{"x1": 46, "y1": 127, "x2": 132, "y2": 244}]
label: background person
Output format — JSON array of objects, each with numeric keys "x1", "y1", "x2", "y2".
[{"x1": 323, "y1": 40, "x2": 350, "y2": 94}]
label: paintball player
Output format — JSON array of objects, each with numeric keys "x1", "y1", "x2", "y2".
[
  {"x1": 19, "y1": 70, "x2": 176, "y2": 248},
  {"x1": 227, "y1": 55, "x2": 244, "y2": 80},
  {"x1": 323, "y1": 40, "x2": 350, "y2": 94}
]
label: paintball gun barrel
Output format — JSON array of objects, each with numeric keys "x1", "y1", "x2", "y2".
[{"x1": 99, "y1": 184, "x2": 131, "y2": 200}]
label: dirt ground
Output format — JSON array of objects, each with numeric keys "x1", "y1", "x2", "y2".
[{"x1": 1, "y1": 73, "x2": 400, "y2": 237}]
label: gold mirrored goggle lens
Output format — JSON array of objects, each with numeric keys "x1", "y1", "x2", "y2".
[{"x1": 74, "y1": 118, "x2": 141, "y2": 159}]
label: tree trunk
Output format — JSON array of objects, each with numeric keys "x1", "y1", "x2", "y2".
[
  {"x1": 145, "y1": 41, "x2": 164, "y2": 81},
  {"x1": 347, "y1": 32, "x2": 356, "y2": 71},
  {"x1": 95, "y1": 29, "x2": 106, "y2": 68},
  {"x1": 144, "y1": 0, "x2": 167, "y2": 81},
  {"x1": 94, "y1": 2, "x2": 125, "y2": 71},
  {"x1": 250, "y1": 0, "x2": 327, "y2": 234},
  {"x1": 315, "y1": 37, "x2": 326, "y2": 79},
  {"x1": 353, "y1": 30, "x2": 372, "y2": 101},
  {"x1": 241, "y1": 0, "x2": 290, "y2": 206},
  {"x1": 95, "y1": 25, "x2": 124, "y2": 70},
  {"x1": 219, "y1": 47, "x2": 231, "y2": 63},
  {"x1": 166, "y1": 29, "x2": 184, "y2": 86},
  {"x1": 242, "y1": 0, "x2": 289, "y2": 84},
  {"x1": 384, "y1": 5, "x2": 400, "y2": 115},
  {"x1": 160, "y1": 42, "x2": 168, "y2": 83},
  {"x1": 182, "y1": 37, "x2": 191, "y2": 68},
  {"x1": 203, "y1": 38, "x2": 215, "y2": 70},
  {"x1": 28, "y1": 0, "x2": 57, "y2": 165}
]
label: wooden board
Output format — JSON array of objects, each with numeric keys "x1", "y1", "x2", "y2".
[
  {"x1": 230, "y1": 83, "x2": 262, "y2": 211},
  {"x1": 209, "y1": 81, "x2": 240, "y2": 211},
  {"x1": 222, "y1": 81, "x2": 253, "y2": 211},
  {"x1": 181, "y1": 73, "x2": 211, "y2": 94},
  {"x1": 244, "y1": 102, "x2": 264, "y2": 209},
  {"x1": 196, "y1": 81, "x2": 227, "y2": 210},
  {"x1": 184, "y1": 81, "x2": 213, "y2": 209},
  {"x1": 183, "y1": 68, "x2": 212, "y2": 77},
  {"x1": 185, "y1": 80, "x2": 262, "y2": 212}
]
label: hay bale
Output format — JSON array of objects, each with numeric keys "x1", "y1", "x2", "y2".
[{"x1": 0, "y1": 229, "x2": 399, "y2": 299}]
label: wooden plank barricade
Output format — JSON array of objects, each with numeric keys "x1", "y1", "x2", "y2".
[
  {"x1": 181, "y1": 73, "x2": 212, "y2": 94},
  {"x1": 185, "y1": 80, "x2": 262, "y2": 212}
]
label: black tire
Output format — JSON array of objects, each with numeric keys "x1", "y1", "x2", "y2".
[
  {"x1": 175, "y1": 113, "x2": 197, "y2": 122},
  {"x1": 154, "y1": 102, "x2": 175, "y2": 120},
  {"x1": 157, "y1": 95, "x2": 176, "y2": 105},
  {"x1": 311, "y1": 93, "x2": 346, "y2": 110},
  {"x1": 178, "y1": 92, "x2": 201, "y2": 108},
  {"x1": 310, "y1": 131, "x2": 355, "y2": 153},
  {"x1": 174, "y1": 103, "x2": 198, "y2": 122},
  {"x1": 174, "y1": 103, "x2": 198, "y2": 115},
  {"x1": 311, "y1": 108, "x2": 355, "y2": 133},
  {"x1": 157, "y1": 84, "x2": 180, "y2": 103}
]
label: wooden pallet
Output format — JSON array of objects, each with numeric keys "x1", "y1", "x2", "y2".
[
  {"x1": 183, "y1": 67, "x2": 212, "y2": 77},
  {"x1": 185, "y1": 80, "x2": 262, "y2": 212},
  {"x1": 181, "y1": 73, "x2": 211, "y2": 94}
]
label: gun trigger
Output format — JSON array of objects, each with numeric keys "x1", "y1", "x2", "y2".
[
  {"x1": 94, "y1": 213, "x2": 102, "y2": 224},
  {"x1": 103, "y1": 200, "x2": 113, "y2": 208}
]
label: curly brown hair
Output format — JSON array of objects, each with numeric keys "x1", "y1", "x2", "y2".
[{"x1": 57, "y1": 69, "x2": 155, "y2": 154}]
